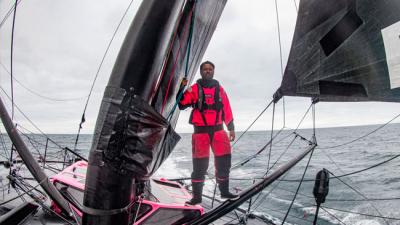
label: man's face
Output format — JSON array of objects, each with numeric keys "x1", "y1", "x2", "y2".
[{"x1": 200, "y1": 63, "x2": 214, "y2": 80}]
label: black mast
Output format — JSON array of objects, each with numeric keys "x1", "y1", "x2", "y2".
[
  {"x1": 83, "y1": 0, "x2": 227, "y2": 224},
  {"x1": 82, "y1": 1, "x2": 185, "y2": 225},
  {"x1": 0, "y1": 97, "x2": 72, "y2": 216}
]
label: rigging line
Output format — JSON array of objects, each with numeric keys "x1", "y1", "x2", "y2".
[
  {"x1": 166, "y1": 1, "x2": 197, "y2": 121},
  {"x1": 16, "y1": 128, "x2": 49, "y2": 148},
  {"x1": 73, "y1": 0, "x2": 135, "y2": 151},
  {"x1": 14, "y1": 176, "x2": 47, "y2": 200},
  {"x1": 251, "y1": 172, "x2": 289, "y2": 212},
  {"x1": 327, "y1": 170, "x2": 390, "y2": 225},
  {"x1": 232, "y1": 99, "x2": 273, "y2": 148},
  {"x1": 312, "y1": 103, "x2": 316, "y2": 141},
  {"x1": 230, "y1": 127, "x2": 285, "y2": 170},
  {"x1": 319, "y1": 112, "x2": 400, "y2": 149},
  {"x1": 0, "y1": 0, "x2": 22, "y2": 30},
  {"x1": 267, "y1": 135, "x2": 297, "y2": 173},
  {"x1": 20, "y1": 133, "x2": 44, "y2": 159},
  {"x1": 161, "y1": 2, "x2": 196, "y2": 114},
  {"x1": 150, "y1": 7, "x2": 185, "y2": 102},
  {"x1": 0, "y1": 86, "x2": 58, "y2": 144},
  {"x1": 0, "y1": 127, "x2": 10, "y2": 159},
  {"x1": 274, "y1": 184, "x2": 400, "y2": 202},
  {"x1": 280, "y1": 151, "x2": 400, "y2": 182},
  {"x1": 0, "y1": 176, "x2": 46, "y2": 207},
  {"x1": 255, "y1": 206, "x2": 314, "y2": 224},
  {"x1": 266, "y1": 102, "x2": 276, "y2": 176},
  {"x1": 12, "y1": 121, "x2": 49, "y2": 145},
  {"x1": 320, "y1": 207, "x2": 347, "y2": 225},
  {"x1": 16, "y1": 124, "x2": 65, "y2": 153},
  {"x1": 318, "y1": 146, "x2": 348, "y2": 179},
  {"x1": 13, "y1": 181, "x2": 77, "y2": 225},
  {"x1": 281, "y1": 142, "x2": 315, "y2": 225},
  {"x1": 293, "y1": 0, "x2": 298, "y2": 12},
  {"x1": 10, "y1": 0, "x2": 18, "y2": 120},
  {"x1": 271, "y1": 104, "x2": 313, "y2": 145},
  {"x1": 0, "y1": 61, "x2": 88, "y2": 101},
  {"x1": 295, "y1": 103, "x2": 312, "y2": 132},
  {"x1": 328, "y1": 196, "x2": 400, "y2": 202},
  {"x1": 321, "y1": 206, "x2": 400, "y2": 221},
  {"x1": 274, "y1": 0, "x2": 286, "y2": 127},
  {"x1": 0, "y1": 88, "x2": 86, "y2": 156}
]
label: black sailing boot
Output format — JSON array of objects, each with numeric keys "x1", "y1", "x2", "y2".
[
  {"x1": 186, "y1": 182, "x2": 203, "y2": 205},
  {"x1": 219, "y1": 180, "x2": 239, "y2": 200}
]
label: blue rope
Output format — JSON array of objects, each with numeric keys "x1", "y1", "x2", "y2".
[{"x1": 167, "y1": 2, "x2": 196, "y2": 121}]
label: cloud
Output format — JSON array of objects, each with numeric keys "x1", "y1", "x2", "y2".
[{"x1": 1, "y1": 0, "x2": 399, "y2": 134}]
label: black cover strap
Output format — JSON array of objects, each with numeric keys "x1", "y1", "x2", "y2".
[
  {"x1": 81, "y1": 200, "x2": 136, "y2": 216},
  {"x1": 194, "y1": 124, "x2": 223, "y2": 133}
]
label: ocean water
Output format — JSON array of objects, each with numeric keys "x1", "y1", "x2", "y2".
[{"x1": 0, "y1": 123, "x2": 399, "y2": 225}]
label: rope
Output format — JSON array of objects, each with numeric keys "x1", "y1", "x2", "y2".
[
  {"x1": 0, "y1": 61, "x2": 88, "y2": 102},
  {"x1": 281, "y1": 102, "x2": 317, "y2": 225},
  {"x1": 0, "y1": 0, "x2": 22, "y2": 30},
  {"x1": 167, "y1": 1, "x2": 197, "y2": 121},
  {"x1": 319, "y1": 112, "x2": 400, "y2": 149},
  {"x1": 267, "y1": 135, "x2": 297, "y2": 173},
  {"x1": 232, "y1": 100, "x2": 273, "y2": 148},
  {"x1": 73, "y1": 0, "x2": 135, "y2": 152},
  {"x1": 320, "y1": 207, "x2": 347, "y2": 225},
  {"x1": 231, "y1": 103, "x2": 312, "y2": 173},
  {"x1": 321, "y1": 206, "x2": 400, "y2": 221},
  {"x1": 0, "y1": 87, "x2": 48, "y2": 137},
  {"x1": 161, "y1": 2, "x2": 196, "y2": 114},
  {"x1": 207, "y1": 102, "x2": 313, "y2": 178},
  {"x1": 230, "y1": 127, "x2": 285, "y2": 170},
  {"x1": 280, "y1": 145, "x2": 315, "y2": 225},
  {"x1": 216, "y1": 145, "x2": 400, "y2": 184},
  {"x1": 0, "y1": 126, "x2": 10, "y2": 159},
  {"x1": 133, "y1": 195, "x2": 144, "y2": 224},
  {"x1": 229, "y1": 102, "x2": 312, "y2": 174},
  {"x1": 295, "y1": 103, "x2": 313, "y2": 131},
  {"x1": 293, "y1": 0, "x2": 298, "y2": 12},
  {"x1": 10, "y1": 0, "x2": 18, "y2": 120},
  {"x1": 0, "y1": 87, "x2": 70, "y2": 151},
  {"x1": 266, "y1": 103, "x2": 276, "y2": 175},
  {"x1": 274, "y1": 0, "x2": 286, "y2": 127},
  {"x1": 273, "y1": 184, "x2": 400, "y2": 202},
  {"x1": 280, "y1": 150, "x2": 400, "y2": 182},
  {"x1": 0, "y1": 177, "x2": 46, "y2": 207},
  {"x1": 251, "y1": 171, "x2": 290, "y2": 212},
  {"x1": 327, "y1": 170, "x2": 390, "y2": 225}
]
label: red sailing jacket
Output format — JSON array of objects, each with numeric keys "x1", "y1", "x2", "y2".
[{"x1": 179, "y1": 79, "x2": 234, "y2": 131}]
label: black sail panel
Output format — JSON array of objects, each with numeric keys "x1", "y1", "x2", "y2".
[
  {"x1": 278, "y1": 0, "x2": 400, "y2": 102},
  {"x1": 151, "y1": 0, "x2": 227, "y2": 121}
]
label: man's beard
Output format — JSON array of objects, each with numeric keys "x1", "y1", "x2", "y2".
[{"x1": 202, "y1": 73, "x2": 214, "y2": 80}]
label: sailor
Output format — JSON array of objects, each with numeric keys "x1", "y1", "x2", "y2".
[{"x1": 178, "y1": 61, "x2": 238, "y2": 205}]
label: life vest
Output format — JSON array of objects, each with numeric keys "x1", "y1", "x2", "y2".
[{"x1": 190, "y1": 79, "x2": 223, "y2": 126}]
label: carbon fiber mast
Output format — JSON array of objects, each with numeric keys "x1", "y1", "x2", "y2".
[
  {"x1": 82, "y1": 1, "x2": 227, "y2": 225},
  {"x1": 0, "y1": 97, "x2": 72, "y2": 216}
]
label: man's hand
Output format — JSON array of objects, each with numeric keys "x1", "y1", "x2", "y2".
[
  {"x1": 229, "y1": 130, "x2": 235, "y2": 142},
  {"x1": 180, "y1": 78, "x2": 188, "y2": 88}
]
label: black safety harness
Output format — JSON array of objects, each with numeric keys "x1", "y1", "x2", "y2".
[{"x1": 191, "y1": 80, "x2": 224, "y2": 137}]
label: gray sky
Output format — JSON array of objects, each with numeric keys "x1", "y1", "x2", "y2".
[{"x1": 0, "y1": 0, "x2": 399, "y2": 134}]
